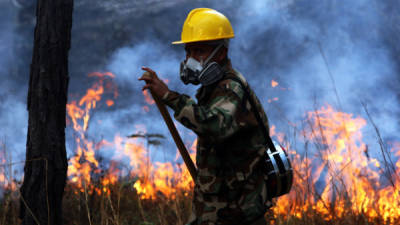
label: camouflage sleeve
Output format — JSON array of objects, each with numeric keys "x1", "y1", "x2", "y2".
[{"x1": 161, "y1": 80, "x2": 245, "y2": 141}]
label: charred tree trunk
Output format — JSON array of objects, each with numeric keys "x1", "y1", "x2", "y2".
[{"x1": 20, "y1": 0, "x2": 73, "y2": 224}]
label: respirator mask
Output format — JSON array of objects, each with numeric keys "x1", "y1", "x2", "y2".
[{"x1": 180, "y1": 43, "x2": 224, "y2": 86}]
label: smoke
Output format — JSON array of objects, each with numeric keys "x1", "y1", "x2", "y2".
[
  {"x1": 84, "y1": 40, "x2": 195, "y2": 162},
  {"x1": 0, "y1": 0, "x2": 399, "y2": 174},
  {"x1": 104, "y1": 0, "x2": 400, "y2": 160},
  {"x1": 223, "y1": 0, "x2": 400, "y2": 147},
  {"x1": 0, "y1": 1, "x2": 27, "y2": 173}
]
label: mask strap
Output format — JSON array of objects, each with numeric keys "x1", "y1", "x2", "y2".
[{"x1": 203, "y1": 43, "x2": 224, "y2": 66}]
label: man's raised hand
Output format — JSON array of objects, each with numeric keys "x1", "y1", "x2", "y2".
[{"x1": 138, "y1": 66, "x2": 170, "y2": 99}]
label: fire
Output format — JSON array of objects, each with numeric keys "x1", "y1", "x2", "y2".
[
  {"x1": 65, "y1": 72, "x2": 399, "y2": 223},
  {"x1": 162, "y1": 78, "x2": 170, "y2": 84},
  {"x1": 89, "y1": 71, "x2": 115, "y2": 78},
  {"x1": 66, "y1": 72, "x2": 194, "y2": 198},
  {"x1": 143, "y1": 89, "x2": 155, "y2": 105},
  {"x1": 0, "y1": 142, "x2": 17, "y2": 192},
  {"x1": 67, "y1": 72, "x2": 118, "y2": 193},
  {"x1": 268, "y1": 97, "x2": 279, "y2": 103},
  {"x1": 116, "y1": 136, "x2": 194, "y2": 200},
  {"x1": 271, "y1": 80, "x2": 279, "y2": 88},
  {"x1": 142, "y1": 105, "x2": 150, "y2": 112},
  {"x1": 270, "y1": 79, "x2": 290, "y2": 91},
  {"x1": 271, "y1": 105, "x2": 400, "y2": 224},
  {"x1": 106, "y1": 99, "x2": 114, "y2": 107}
]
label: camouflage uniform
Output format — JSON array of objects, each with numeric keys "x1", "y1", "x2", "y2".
[{"x1": 162, "y1": 61, "x2": 270, "y2": 225}]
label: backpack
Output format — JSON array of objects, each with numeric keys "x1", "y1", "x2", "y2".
[{"x1": 226, "y1": 75, "x2": 293, "y2": 198}]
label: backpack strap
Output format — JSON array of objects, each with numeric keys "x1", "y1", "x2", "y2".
[{"x1": 225, "y1": 75, "x2": 278, "y2": 153}]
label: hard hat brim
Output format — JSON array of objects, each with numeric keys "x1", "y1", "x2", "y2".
[
  {"x1": 171, "y1": 36, "x2": 234, "y2": 45},
  {"x1": 171, "y1": 40, "x2": 185, "y2": 45}
]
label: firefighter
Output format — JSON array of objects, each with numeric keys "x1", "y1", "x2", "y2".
[{"x1": 139, "y1": 8, "x2": 271, "y2": 225}]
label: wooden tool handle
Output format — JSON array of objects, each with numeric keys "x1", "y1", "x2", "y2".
[{"x1": 141, "y1": 72, "x2": 197, "y2": 180}]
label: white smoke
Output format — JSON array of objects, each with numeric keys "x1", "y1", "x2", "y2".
[
  {"x1": 220, "y1": 0, "x2": 399, "y2": 149},
  {"x1": 0, "y1": 2, "x2": 27, "y2": 175},
  {"x1": 1, "y1": 0, "x2": 399, "y2": 175}
]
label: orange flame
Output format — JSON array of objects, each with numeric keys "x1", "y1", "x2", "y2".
[
  {"x1": 65, "y1": 72, "x2": 399, "y2": 224},
  {"x1": 162, "y1": 78, "x2": 170, "y2": 84},
  {"x1": 268, "y1": 97, "x2": 279, "y2": 103},
  {"x1": 66, "y1": 72, "x2": 194, "y2": 198},
  {"x1": 88, "y1": 71, "x2": 115, "y2": 78},
  {"x1": 115, "y1": 135, "x2": 194, "y2": 200},
  {"x1": 67, "y1": 72, "x2": 118, "y2": 193},
  {"x1": 106, "y1": 99, "x2": 114, "y2": 107},
  {"x1": 271, "y1": 105, "x2": 400, "y2": 223},
  {"x1": 0, "y1": 142, "x2": 17, "y2": 191},
  {"x1": 143, "y1": 90, "x2": 155, "y2": 105},
  {"x1": 142, "y1": 106, "x2": 150, "y2": 112},
  {"x1": 271, "y1": 80, "x2": 279, "y2": 88}
]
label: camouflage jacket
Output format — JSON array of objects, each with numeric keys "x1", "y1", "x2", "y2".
[{"x1": 162, "y1": 62, "x2": 270, "y2": 225}]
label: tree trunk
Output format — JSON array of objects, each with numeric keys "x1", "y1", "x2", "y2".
[{"x1": 20, "y1": 0, "x2": 73, "y2": 224}]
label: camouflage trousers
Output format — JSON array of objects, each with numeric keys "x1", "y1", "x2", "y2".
[{"x1": 186, "y1": 173, "x2": 270, "y2": 225}]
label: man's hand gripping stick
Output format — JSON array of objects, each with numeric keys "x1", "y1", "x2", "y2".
[{"x1": 140, "y1": 71, "x2": 197, "y2": 181}]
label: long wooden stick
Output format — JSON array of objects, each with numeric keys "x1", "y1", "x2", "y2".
[{"x1": 141, "y1": 72, "x2": 197, "y2": 180}]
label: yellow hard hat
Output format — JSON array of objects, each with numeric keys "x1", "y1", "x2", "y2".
[{"x1": 172, "y1": 8, "x2": 234, "y2": 44}]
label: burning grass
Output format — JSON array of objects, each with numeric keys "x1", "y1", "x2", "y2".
[
  {"x1": 61, "y1": 179, "x2": 193, "y2": 225},
  {"x1": 0, "y1": 73, "x2": 399, "y2": 225},
  {"x1": 271, "y1": 105, "x2": 400, "y2": 225}
]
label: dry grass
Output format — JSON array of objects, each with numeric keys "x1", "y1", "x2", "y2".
[
  {"x1": 0, "y1": 160, "x2": 398, "y2": 225},
  {"x1": 1, "y1": 179, "x2": 397, "y2": 225},
  {"x1": 0, "y1": 105, "x2": 399, "y2": 225},
  {"x1": 62, "y1": 180, "x2": 192, "y2": 225}
]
